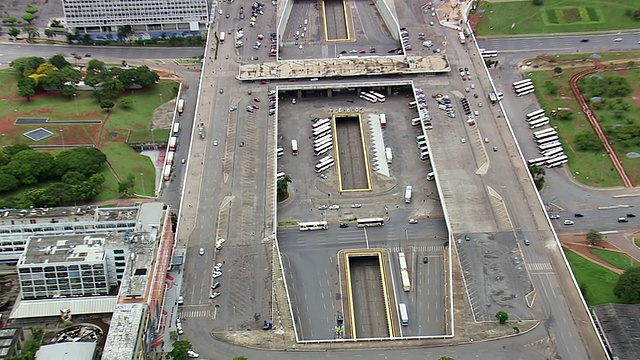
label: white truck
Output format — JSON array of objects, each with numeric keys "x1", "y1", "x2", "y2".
[
  {"x1": 404, "y1": 185, "x2": 412, "y2": 204},
  {"x1": 385, "y1": 147, "x2": 393, "y2": 164}
]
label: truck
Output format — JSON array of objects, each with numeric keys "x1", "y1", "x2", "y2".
[
  {"x1": 458, "y1": 31, "x2": 466, "y2": 44},
  {"x1": 488, "y1": 92, "x2": 503, "y2": 104},
  {"x1": 404, "y1": 185, "x2": 412, "y2": 203},
  {"x1": 385, "y1": 147, "x2": 393, "y2": 164},
  {"x1": 163, "y1": 165, "x2": 172, "y2": 181},
  {"x1": 291, "y1": 139, "x2": 298, "y2": 155},
  {"x1": 166, "y1": 151, "x2": 175, "y2": 165},
  {"x1": 177, "y1": 99, "x2": 184, "y2": 114},
  {"x1": 220, "y1": 32, "x2": 226, "y2": 42},
  {"x1": 168, "y1": 136, "x2": 177, "y2": 151}
]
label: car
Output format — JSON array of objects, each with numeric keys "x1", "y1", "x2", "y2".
[
  {"x1": 214, "y1": 262, "x2": 223, "y2": 270},
  {"x1": 409, "y1": 218, "x2": 418, "y2": 224},
  {"x1": 212, "y1": 271, "x2": 223, "y2": 278},
  {"x1": 318, "y1": 205, "x2": 328, "y2": 210},
  {"x1": 213, "y1": 140, "x2": 218, "y2": 146},
  {"x1": 319, "y1": 173, "x2": 328, "y2": 179},
  {"x1": 291, "y1": 98, "x2": 297, "y2": 104},
  {"x1": 340, "y1": 50, "x2": 347, "y2": 54},
  {"x1": 229, "y1": 106, "x2": 237, "y2": 111},
  {"x1": 351, "y1": 204, "x2": 362, "y2": 208},
  {"x1": 349, "y1": 49, "x2": 357, "y2": 53},
  {"x1": 474, "y1": 110, "x2": 480, "y2": 116},
  {"x1": 246, "y1": 107, "x2": 254, "y2": 113},
  {"x1": 627, "y1": 213, "x2": 636, "y2": 218},
  {"x1": 328, "y1": 204, "x2": 340, "y2": 210},
  {"x1": 219, "y1": 88, "x2": 224, "y2": 94},
  {"x1": 181, "y1": 159, "x2": 185, "y2": 164},
  {"x1": 339, "y1": 223, "x2": 349, "y2": 228},
  {"x1": 199, "y1": 248, "x2": 204, "y2": 255},
  {"x1": 212, "y1": 282, "x2": 220, "y2": 290},
  {"x1": 524, "y1": 239, "x2": 530, "y2": 246},
  {"x1": 484, "y1": 137, "x2": 489, "y2": 143},
  {"x1": 563, "y1": 219, "x2": 575, "y2": 225},
  {"x1": 239, "y1": 141, "x2": 244, "y2": 147},
  {"x1": 423, "y1": 256, "x2": 429, "y2": 263},
  {"x1": 574, "y1": 213, "x2": 584, "y2": 217},
  {"x1": 359, "y1": 49, "x2": 366, "y2": 54},
  {"x1": 210, "y1": 291, "x2": 221, "y2": 299},
  {"x1": 187, "y1": 350, "x2": 200, "y2": 358},
  {"x1": 177, "y1": 296, "x2": 184, "y2": 305},
  {"x1": 614, "y1": 38, "x2": 623, "y2": 42},
  {"x1": 263, "y1": 320, "x2": 273, "y2": 330},
  {"x1": 252, "y1": 104, "x2": 259, "y2": 109},
  {"x1": 478, "y1": 102, "x2": 483, "y2": 107},
  {"x1": 254, "y1": 98, "x2": 261, "y2": 102},
  {"x1": 493, "y1": 147, "x2": 498, "y2": 152},
  {"x1": 549, "y1": 214, "x2": 560, "y2": 219},
  {"x1": 618, "y1": 217, "x2": 628, "y2": 223},
  {"x1": 461, "y1": 138, "x2": 466, "y2": 143},
  {"x1": 429, "y1": 21, "x2": 434, "y2": 26},
  {"x1": 464, "y1": 235, "x2": 470, "y2": 241},
  {"x1": 176, "y1": 326, "x2": 184, "y2": 335},
  {"x1": 580, "y1": 39, "x2": 589, "y2": 43},
  {"x1": 465, "y1": 67, "x2": 470, "y2": 75},
  {"x1": 369, "y1": 48, "x2": 376, "y2": 53},
  {"x1": 459, "y1": 68, "x2": 465, "y2": 76},
  {"x1": 215, "y1": 238, "x2": 226, "y2": 249}
]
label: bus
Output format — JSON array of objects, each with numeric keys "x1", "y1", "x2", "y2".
[
  {"x1": 169, "y1": 136, "x2": 177, "y2": 151},
  {"x1": 177, "y1": 99, "x2": 184, "y2": 114},
  {"x1": 359, "y1": 92, "x2": 378, "y2": 103},
  {"x1": 525, "y1": 109, "x2": 545, "y2": 121},
  {"x1": 527, "y1": 156, "x2": 550, "y2": 166},
  {"x1": 313, "y1": 124, "x2": 332, "y2": 137},
  {"x1": 398, "y1": 303, "x2": 409, "y2": 326},
  {"x1": 172, "y1": 123, "x2": 180, "y2": 135},
  {"x1": 515, "y1": 84, "x2": 535, "y2": 94},
  {"x1": 512, "y1": 79, "x2": 533, "y2": 88},
  {"x1": 312, "y1": 118, "x2": 330, "y2": 129},
  {"x1": 398, "y1": 252, "x2": 408, "y2": 271},
  {"x1": 538, "y1": 141, "x2": 562, "y2": 151},
  {"x1": 533, "y1": 128, "x2": 557, "y2": 139},
  {"x1": 317, "y1": 155, "x2": 333, "y2": 164},
  {"x1": 547, "y1": 158, "x2": 568, "y2": 168},
  {"x1": 408, "y1": 101, "x2": 417, "y2": 109},
  {"x1": 458, "y1": 31, "x2": 466, "y2": 44},
  {"x1": 379, "y1": 113, "x2": 387, "y2": 127},
  {"x1": 314, "y1": 160, "x2": 334, "y2": 172},
  {"x1": 516, "y1": 87, "x2": 536, "y2": 97},
  {"x1": 314, "y1": 136, "x2": 333, "y2": 148},
  {"x1": 369, "y1": 91, "x2": 386, "y2": 102},
  {"x1": 219, "y1": 32, "x2": 225, "y2": 42},
  {"x1": 291, "y1": 139, "x2": 298, "y2": 155},
  {"x1": 536, "y1": 135, "x2": 559, "y2": 144},
  {"x1": 276, "y1": 172, "x2": 286, "y2": 180},
  {"x1": 528, "y1": 116, "x2": 549, "y2": 124},
  {"x1": 314, "y1": 143, "x2": 333, "y2": 156},
  {"x1": 400, "y1": 270, "x2": 411, "y2": 292},
  {"x1": 277, "y1": 147, "x2": 284, "y2": 157},
  {"x1": 299, "y1": 221, "x2": 328, "y2": 231},
  {"x1": 480, "y1": 49, "x2": 498, "y2": 58},
  {"x1": 404, "y1": 185, "x2": 412, "y2": 204},
  {"x1": 529, "y1": 119, "x2": 549, "y2": 129},
  {"x1": 513, "y1": 81, "x2": 533, "y2": 91},
  {"x1": 542, "y1": 147, "x2": 564, "y2": 158},
  {"x1": 356, "y1": 217, "x2": 385, "y2": 227}
]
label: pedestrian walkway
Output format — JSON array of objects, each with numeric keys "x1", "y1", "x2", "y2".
[
  {"x1": 178, "y1": 309, "x2": 212, "y2": 319},
  {"x1": 527, "y1": 262, "x2": 553, "y2": 272}
]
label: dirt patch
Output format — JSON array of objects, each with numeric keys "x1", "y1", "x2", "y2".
[
  {"x1": 150, "y1": 99, "x2": 177, "y2": 130},
  {"x1": 559, "y1": 234, "x2": 624, "y2": 274}
]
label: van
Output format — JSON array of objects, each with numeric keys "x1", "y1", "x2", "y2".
[
  {"x1": 438, "y1": 104, "x2": 447, "y2": 111},
  {"x1": 411, "y1": 118, "x2": 421, "y2": 126},
  {"x1": 426, "y1": 172, "x2": 435, "y2": 181}
]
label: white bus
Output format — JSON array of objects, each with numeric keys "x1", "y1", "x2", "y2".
[
  {"x1": 313, "y1": 124, "x2": 332, "y2": 137},
  {"x1": 172, "y1": 123, "x2": 180, "y2": 135},
  {"x1": 379, "y1": 113, "x2": 387, "y2": 127},
  {"x1": 314, "y1": 130, "x2": 332, "y2": 140},
  {"x1": 314, "y1": 160, "x2": 334, "y2": 172},
  {"x1": 516, "y1": 87, "x2": 536, "y2": 97},
  {"x1": 543, "y1": 147, "x2": 564, "y2": 158},
  {"x1": 512, "y1": 79, "x2": 533, "y2": 88},
  {"x1": 369, "y1": 91, "x2": 386, "y2": 102},
  {"x1": 404, "y1": 185, "x2": 412, "y2": 204},
  {"x1": 356, "y1": 217, "x2": 385, "y2": 227},
  {"x1": 536, "y1": 135, "x2": 560, "y2": 144},
  {"x1": 513, "y1": 82, "x2": 534, "y2": 92},
  {"x1": 299, "y1": 221, "x2": 328, "y2": 231},
  {"x1": 480, "y1": 50, "x2": 498, "y2": 58},
  {"x1": 312, "y1": 119, "x2": 331, "y2": 129},
  {"x1": 515, "y1": 84, "x2": 535, "y2": 94},
  {"x1": 314, "y1": 134, "x2": 332, "y2": 144},
  {"x1": 527, "y1": 156, "x2": 550, "y2": 166},
  {"x1": 528, "y1": 116, "x2": 549, "y2": 124},
  {"x1": 398, "y1": 303, "x2": 409, "y2": 326},
  {"x1": 314, "y1": 136, "x2": 333, "y2": 148},
  {"x1": 533, "y1": 128, "x2": 557, "y2": 139},
  {"x1": 359, "y1": 92, "x2": 378, "y2": 103},
  {"x1": 398, "y1": 252, "x2": 408, "y2": 271},
  {"x1": 277, "y1": 147, "x2": 284, "y2": 157},
  {"x1": 400, "y1": 270, "x2": 411, "y2": 292},
  {"x1": 529, "y1": 119, "x2": 549, "y2": 129},
  {"x1": 317, "y1": 155, "x2": 333, "y2": 164},
  {"x1": 546, "y1": 154, "x2": 568, "y2": 165},
  {"x1": 458, "y1": 31, "x2": 466, "y2": 44},
  {"x1": 291, "y1": 139, "x2": 298, "y2": 155},
  {"x1": 525, "y1": 109, "x2": 545, "y2": 121},
  {"x1": 538, "y1": 141, "x2": 562, "y2": 151},
  {"x1": 314, "y1": 143, "x2": 333, "y2": 156},
  {"x1": 546, "y1": 158, "x2": 568, "y2": 168}
]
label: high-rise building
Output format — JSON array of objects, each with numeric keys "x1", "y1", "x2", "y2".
[{"x1": 62, "y1": 0, "x2": 210, "y2": 33}]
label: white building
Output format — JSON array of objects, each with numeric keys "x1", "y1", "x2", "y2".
[{"x1": 62, "y1": 0, "x2": 210, "y2": 33}]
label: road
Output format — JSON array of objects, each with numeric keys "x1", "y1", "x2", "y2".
[{"x1": 478, "y1": 32, "x2": 640, "y2": 53}]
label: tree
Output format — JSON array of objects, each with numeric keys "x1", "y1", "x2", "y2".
[
  {"x1": 3, "y1": 143, "x2": 31, "y2": 156},
  {"x1": 61, "y1": 171, "x2": 86, "y2": 185},
  {"x1": 117, "y1": 25, "x2": 133, "y2": 41},
  {"x1": 100, "y1": 99, "x2": 116, "y2": 111},
  {"x1": 25, "y1": 5, "x2": 39, "y2": 15},
  {"x1": 99, "y1": 78, "x2": 125, "y2": 100},
  {"x1": 277, "y1": 174, "x2": 292, "y2": 200},
  {"x1": 44, "y1": 28, "x2": 55, "y2": 39},
  {"x1": 532, "y1": 0, "x2": 543, "y2": 5},
  {"x1": 168, "y1": 340, "x2": 192, "y2": 360},
  {"x1": 55, "y1": 147, "x2": 107, "y2": 178},
  {"x1": 24, "y1": 25, "x2": 38, "y2": 41},
  {"x1": 3, "y1": 149, "x2": 55, "y2": 184},
  {"x1": 553, "y1": 66, "x2": 563, "y2": 74},
  {"x1": 614, "y1": 267, "x2": 640, "y2": 303},
  {"x1": 49, "y1": 54, "x2": 70, "y2": 69},
  {"x1": 586, "y1": 230, "x2": 603, "y2": 245},
  {"x1": 529, "y1": 165, "x2": 545, "y2": 190},
  {"x1": 22, "y1": 13, "x2": 36, "y2": 24},
  {"x1": 574, "y1": 131, "x2": 602, "y2": 151},
  {"x1": 10, "y1": 56, "x2": 46, "y2": 76},
  {"x1": 232, "y1": 357, "x2": 248, "y2": 360},
  {"x1": 119, "y1": 97, "x2": 134, "y2": 109},
  {"x1": 118, "y1": 174, "x2": 136, "y2": 196},
  {"x1": 495, "y1": 311, "x2": 509, "y2": 324},
  {"x1": 17, "y1": 77, "x2": 36, "y2": 101},
  {"x1": 0, "y1": 173, "x2": 20, "y2": 193},
  {"x1": 8, "y1": 27, "x2": 20, "y2": 39},
  {"x1": 62, "y1": 84, "x2": 77, "y2": 97}
]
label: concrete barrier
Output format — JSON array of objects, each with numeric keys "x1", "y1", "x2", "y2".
[{"x1": 373, "y1": 0, "x2": 401, "y2": 41}]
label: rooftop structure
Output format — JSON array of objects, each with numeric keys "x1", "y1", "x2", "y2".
[
  {"x1": 35, "y1": 342, "x2": 97, "y2": 360},
  {"x1": 101, "y1": 303, "x2": 148, "y2": 360},
  {"x1": 0, "y1": 328, "x2": 23, "y2": 359},
  {"x1": 62, "y1": 0, "x2": 210, "y2": 33},
  {"x1": 237, "y1": 55, "x2": 451, "y2": 81},
  {"x1": 593, "y1": 303, "x2": 640, "y2": 360}
]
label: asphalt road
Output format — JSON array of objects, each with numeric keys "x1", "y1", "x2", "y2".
[{"x1": 478, "y1": 32, "x2": 640, "y2": 53}]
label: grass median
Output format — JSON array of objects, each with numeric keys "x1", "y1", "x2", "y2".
[{"x1": 564, "y1": 248, "x2": 620, "y2": 306}]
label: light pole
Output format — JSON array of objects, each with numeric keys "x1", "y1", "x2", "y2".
[
  {"x1": 159, "y1": 93, "x2": 163, "y2": 105},
  {"x1": 600, "y1": 153, "x2": 606, "y2": 180},
  {"x1": 59, "y1": 129, "x2": 65, "y2": 149},
  {"x1": 73, "y1": 93, "x2": 78, "y2": 116},
  {"x1": 140, "y1": 172, "x2": 145, "y2": 195}
]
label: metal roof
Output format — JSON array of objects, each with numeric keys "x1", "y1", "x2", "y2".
[
  {"x1": 10, "y1": 296, "x2": 117, "y2": 319},
  {"x1": 35, "y1": 342, "x2": 97, "y2": 360}
]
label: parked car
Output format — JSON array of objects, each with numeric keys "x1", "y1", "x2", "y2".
[
  {"x1": 187, "y1": 350, "x2": 200, "y2": 358},
  {"x1": 409, "y1": 219, "x2": 418, "y2": 224},
  {"x1": 351, "y1": 204, "x2": 362, "y2": 208},
  {"x1": 177, "y1": 296, "x2": 184, "y2": 305},
  {"x1": 318, "y1": 205, "x2": 328, "y2": 210},
  {"x1": 328, "y1": 204, "x2": 340, "y2": 210},
  {"x1": 199, "y1": 248, "x2": 205, "y2": 255},
  {"x1": 340, "y1": 223, "x2": 349, "y2": 228},
  {"x1": 210, "y1": 291, "x2": 221, "y2": 299}
]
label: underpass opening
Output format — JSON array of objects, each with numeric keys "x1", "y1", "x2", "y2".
[
  {"x1": 334, "y1": 113, "x2": 372, "y2": 192},
  {"x1": 322, "y1": 0, "x2": 352, "y2": 42}
]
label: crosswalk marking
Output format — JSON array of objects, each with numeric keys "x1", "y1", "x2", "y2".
[
  {"x1": 390, "y1": 245, "x2": 443, "y2": 253},
  {"x1": 178, "y1": 310, "x2": 211, "y2": 319},
  {"x1": 527, "y1": 262, "x2": 553, "y2": 271}
]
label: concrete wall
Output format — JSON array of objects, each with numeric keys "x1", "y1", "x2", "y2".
[
  {"x1": 277, "y1": 0, "x2": 294, "y2": 39},
  {"x1": 373, "y1": 0, "x2": 400, "y2": 41}
]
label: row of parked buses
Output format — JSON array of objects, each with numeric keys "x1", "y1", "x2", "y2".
[
  {"x1": 512, "y1": 78, "x2": 536, "y2": 97},
  {"x1": 359, "y1": 91, "x2": 386, "y2": 103},
  {"x1": 525, "y1": 109, "x2": 567, "y2": 169}
]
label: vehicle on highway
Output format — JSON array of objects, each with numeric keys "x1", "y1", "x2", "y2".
[
  {"x1": 84, "y1": 53, "x2": 92, "y2": 57},
  {"x1": 339, "y1": 223, "x2": 349, "y2": 228},
  {"x1": 564, "y1": 220, "x2": 575, "y2": 225},
  {"x1": 549, "y1": 214, "x2": 560, "y2": 219},
  {"x1": 351, "y1": 204, "x2": 362, "y2": 208},
  {"x1": 464, "y1": 235, "x2": 470, "y2": 241},
  {"x1": 618, "y1": 217, "x2": 628, "y2": 223},
  {"x1": 328, "y1": 204, "x2": 340, "y2": 210},
  {"x1": 614, "y1": 38, "x2": 622, "y2": 42},
  {"x1": 199, "y1": 248, "x2": 204, "y2": 255},
  {"x1": 213, "y1": 140, "x2": 218, "y2": 146},
  {"x1": 575, "y1": 213, "x2": 584, "y2": 217},
  {"x1": 580, "y1": 39, "x2": 589, "y2": 42},
  {"x1": 216, "y1": 238, "x2": 226, "y2": 249},
  {"x1": 318, "y1": 205, "x2": 328, "y2": 210},
  {"x1": 524, "y1": 239, "x2": 530, "y2": 246},
  {"x1": 474, "y1": 110, "x2": 480, "y2": 116},
  {"x1": 627, "y1": 213, "x2": 636, "y2": 218},
  {"x1": 181, "y1": 158, "x2": 185, "y2": 164},
  {"x1": 349, "y1": 49, "x2": 357, "y2": 53},
  {"x1": 408, "y1": 218, "x2": 418, "y2": 224},
  {"x1": 187, "y1": 350, "x2": 200, "y2": 358},
  {"x1": 484, "y1": 137, "x2": 489, "y2": 143},
  {"x1": 177, "y1": 296, "x2": 184, "y2": 305},
  {"x1": 240, "y1": 141, "x2": 244, "y2": 147},
  {"x1": 210, "y1": 291, "x2": 221, "y2": 299},
  {"x1": 212, "y1": 282, "x2": 220, "y2": 290}
]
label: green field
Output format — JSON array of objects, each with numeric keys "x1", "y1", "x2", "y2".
[
  {"x1": 635, "y1": 238, "x2": 640, "y2": 248},
  {"x1": 474, "y1": 0, "x2": 640, "y2": 36},
  {"x1": 564, "y1": 248, "x2": 621, "y2": 306},
  {"x1": 588, "y1": 248, "x2": 640, "y2": 271},
  {"x1": 101, "y1": 143, "x2": 156, "y2": 197}
]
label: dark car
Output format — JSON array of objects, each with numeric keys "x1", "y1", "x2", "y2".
[
  {"x1": 580, "y1": 39, "x2": 589, "y2": 43},
  {"x1": 423, "y1": 256, "x2": 428, "y2": 263},
  {"x1": 263, "y1": 320, "x2": 273, "y2": 330},
  {"x1": 627, "y1": 213, "x2": 636, "y2": 218},
  {"x1": 339, "y1": 223, "x2": 349, "y2": 228},
  {"x1": 574, "y1": 213, "x2": 584, "y2": 217},
  {"x1": 464, "y1": 235, "x2": 470, "y2": 241}
]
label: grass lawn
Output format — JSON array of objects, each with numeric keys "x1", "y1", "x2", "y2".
[
  {"x1": 474, "y1": 0, "x2": 640, "y2": 36},
  {"x1": 588, "y1": 248, "x2": 640, "y2": 271},
  {"x1": 93, "y1": 166, "x2": 122, "y2": 202},
  {"x1": 0, "y1": 71, "x2": 18, "y2": 97},
  {"x1": 101, "y1": 143, "x2": 156, "y2": 197},
  {"x1": 635, "y1": 238, "x2": 640, "y2": 248},
  {"x1": 564, "y1": 248, "x2": 621, "y2": 306},
  {"x1": 107, "y1": 81, "x2": 178, "y2": 134}
]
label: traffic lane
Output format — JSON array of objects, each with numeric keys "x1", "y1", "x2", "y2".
[
  {"x1": 401, "y1": 251, "x2": 445, "y2": 336},
  {"x1": 478, "y1": 32, "x2": 640, "y2": 52},
  {"x1": 552, "y1": 213, "x2": 639, "y2": 233}
]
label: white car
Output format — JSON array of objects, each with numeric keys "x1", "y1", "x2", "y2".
[
  {"x1": 213, "y1": 140, "x2": 218, "y2": 146},
  {"x1": 474, "y1": 110, "x2": 480, "y2": 116},
  {"x1": 461, "y1": 138, "x2": 466, "y2": 143},
  {"x1": 549, "y1": 214, "x2": 560, "y2": 219},
  {"x1": 215, "y1": 238, "x2": 226, "y2": 250},
  {"x1": 210, "y1": 291, "x2": 221, "y2": 299},
  {"x1": 229, "y1": 106, "x2": 237, "y2": 111},
  {"x1": 613, "y1": 38, "x2": 622, "y2": 42},
  {"x1": 351, "y1": 204, "x2": 362, "y2": 208},
  {"x1": 212, "y1": 270, "x2": 223, "y2": 278},
  {"x1": 214, "y1": 262, "x2": 223, "y2": 271},
  {"x1": 408, "y1": 219, "x2": 418, "y2": 224},
  {"x1": 291, "y1": 98, "x2": 297, "y2": 104},
  {"x1": 563, "y1": 219, "x2": 575, "y2": 225},
  {"x1": 187, "y1": 350, "x2": 200, "y2": 358},
  {"x1": 328, "y1": 204, "x2": 340, "y2": 210},
  {"x1": 318, "y1": 205, "x2": 328, "y2": 210},
  {"x1": 199, "y1": 248, "x2": 205, "y2": 255},
  {"x1": 177, "y1": 296, "x2": 184, "y2": 305}
]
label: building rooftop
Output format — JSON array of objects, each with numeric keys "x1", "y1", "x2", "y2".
[
  {"x1": 101, "y1": 303, "x2": 147, "y2": 360},
  {"x1": 35, "y1": 342, "x2": 97, "y2": 360},
  {"x1": 19, "y1": 233, "x2": 116, "y2": 265},
  {"x1": 0, "y1": 205, "x2": 138, "y2": 225},
  {"x1": 593, "y1": 303, "x2": 640, "y2": 360},
  {"x1": 238, "y1": 55, "x2": 450, "y2": 81},
  {"x1": 10, "y1": 296, "x2": 117, "y2": 319}
]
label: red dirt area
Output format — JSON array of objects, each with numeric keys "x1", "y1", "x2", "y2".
[
  {"x1": 631, "y1": 88, "x2": 640, "y2": 109},
  {"x1": 559, "y1": 234, "x2": 625, "y2": 274}
]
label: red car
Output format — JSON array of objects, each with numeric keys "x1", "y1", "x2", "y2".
[
  {"x1": 461, "y1": 76, "x2": 467, "y2": 81},
  {"x1": 252, "y1": 104, "x2": 259, "y2": 109},
  {"x1": 288, "y1": 79, "x2": 296, "y2": 82},
  {"x1": 359, "y1": 49, "x2": 366, "y2": 54}
]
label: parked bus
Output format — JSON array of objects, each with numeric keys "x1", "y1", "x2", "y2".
[
  {"x1": 538, "y1": 141, "x2": 562, "y2": 151},
  {"x1": 314, "y1": 160, "x2": 334, "y2": 172},
  {"x1": 177, "y1": 99, "x2": 184, "y2": 114},
  {"x1": 314, "y1": 136, "x2": 333, "y2": 148},
  {"x1": 515, "y1": 84, "x2": 535, "y2": 93},
  {"x1": 408, "y1": 101, "x2": 417, "y2": 109},
  {"x1": 516, "y1": 87, "x2": 536, "y2": 97},
  {"x1": 168, "y1": 136, "x2": 177, "y2": 151},
  {"x1": 276, "y1": 172, "x2": 286, "y2": 180},
  {"x1": 172, "y1": 123, "x2": 180, "y2": 135},
  {"x1": 317, "y1": 155, "x2": 333, "y2": 165},
  {"x1": 356, "y1": 217, "x2": 385, "y2": 227},
  {"x1": 513, "y1": 82, "x2": 534, "y2": 92},
  {"x1": 398, "y1": 303, "x2": 409, "y2": 326},
  {"x1": 313, "y1": 124, "x2": 332, "y2": 137},
  {"x1": 543, "y1": 147, "x2": 564, "y2": 158},
  {"x1": 400, "y1": 270, "x2": 411, "y2": 292},
  {"x1": 166, "y1": 151, "x2": 175, "y2": 165},
  {"x1": 533, "y1": 128, "x2": 557, "y2": 139},
  {"x1": 528, "y1": 116, "x2": 549, "y2": 124},
  {"x1": 525, "y1": 109, "x2": 545, "y2": 121},
  {"x1": 312, "y1": 118, "x2": 330, "y2": 129},
  {"x1": 527, "y1": 156, "x2": 550, "y2": 166},
  {"x1": 314, "y1": 143, "x2": 333, "y2": 156},
  {"x1": 398, "y1": 252, "x2": 408, "y2": 271},
  {"x1": 359, "y1": 92, "x2": 378, "y2": 103},
  {"x1": 512, "y1": 79, "x2": 533, "y2": 88},
  {"x1": 219, "y1": 32, "x2": 226, "y2": 42},
  {"x1": 291, "y1": 139, "x2": 298, "y2": 155},
  {"x1": 385, "y1": 147, "x2": 393, "y2": 163},
  {"x1": 480, "y1": 49, "x2": 498, "y2": 58},
  {"x1": 369, "y1": 91, "x2": 386, "y2": 102},
  {"x1": 546, "y1": 158, "x2": 568, "y2": 168},
  {"x1": 163, "y1": 165, "x2": 172, "y2": 181},
  {"x1": 536, "y1": 135, "x2": 560, "y2": 144},
  {"x1": 458, "y1": 31, "x2": 466, "y2": 44},
  {"x1": 299, "y1": 221, "x2": 328, "y2": 231},
  {"x1": 379, "y1": 113, "x2": 387, "y2": 127},
  {"x1": 404, "y1": 185, "x2": 412, "y2": 204},
  {"x1": 277, "y1": 147, "x2": 284, "y2": 158},
  {"x1": 529, "y1": 119, "x2": 549, "y2": 129}
]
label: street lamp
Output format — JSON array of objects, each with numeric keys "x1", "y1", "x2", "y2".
[
  {"x1": 159, "y1": 93, "x2": 163, "y2": 105},
  {"x1": 59, "y1": 129, "x2": 65, "y2": 149},
  {"x1": 73, "y1": 93, "x2": 78, "y2": 116},
  {"x1": 140, "y1": 172, "x2": 145, "y2": 195},
  {"x1": 600, "y1": 153, "x2": 606, "y2": 180}
]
